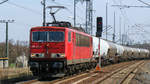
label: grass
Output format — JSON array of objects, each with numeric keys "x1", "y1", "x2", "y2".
[{"x1": 0, "y1": 67, "x2": 32, "y2": 80}]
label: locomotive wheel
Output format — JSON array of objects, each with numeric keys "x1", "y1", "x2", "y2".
[
  {"x1": 70, "y1": 65, "x2": 74, "y2": 75},
  {"x1": 64, "y1": 68, "x2": 69, "y2": 76},
  {"x1": 69, "y1": 66, "x2": 73, "y2": 75},
  {"x1": 72, "y1": 65, "x2": 76, "y2": 74},
  {"x1": 82, "y1": 64, "x2": 86, "y2": 71}
]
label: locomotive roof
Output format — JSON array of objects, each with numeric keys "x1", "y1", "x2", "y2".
[
  {"x1": 31, "y1": 26, "x2": 66, "y2": 30},
  {"x1": 31, "y1": 26, "x2": 92, "y2": 37}
]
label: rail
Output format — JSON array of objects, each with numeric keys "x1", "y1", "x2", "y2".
[{"x1": 20, "y1": 60, "x2": 143, "y2": 84}]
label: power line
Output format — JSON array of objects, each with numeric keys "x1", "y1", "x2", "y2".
[
  {"x1": 7, "y1": 1, "x2": 42, "y2": 15},
  {"x1": 112, "y1": 5, "x2": 150, "y2": 8},
  {"x1": 112, "y1": 0, "x2": 133, "y2": 25},
  {"x1": 112, "y1": 0, "x2": 132, "y2": 43},
  {"x1": 112, "y1": 3, "x2": 150, "y2": 34},
  {"x1": 128, "y1": 24, "x2": 150, "y2": 42},
  {"x1": 108, "y1": 0, "x2": 150, "y2": 43},
  {"x1": 137, "y1": 0, "x2": 150, "y2": 6},
  {"x1": 0, "y1": 0, "x2": 8, "y2": 4},
  {"x1": 46, "y1": 0, "x2": 86, "y2": 25},
  {"x1": 49, "y1": 0, "x2": 86, "y2": 20}
]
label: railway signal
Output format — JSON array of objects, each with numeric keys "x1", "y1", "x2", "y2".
[
  {"x1": 95, "y1": 17, "x2": 103, "y2": 71},
  {"x1": 95, "y1": 37, "x2": 101, "y2": 71},
  {"x1": 96, "y1": 17, "x2": 103, "y2": 37}
]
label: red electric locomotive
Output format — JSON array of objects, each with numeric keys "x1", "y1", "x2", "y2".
[
  {"x1": 29, "y1": 21, "x2": 96, "y2": 77},
  {"x1": 28, "y1": 6, "x2": 97, "y2": 77}
]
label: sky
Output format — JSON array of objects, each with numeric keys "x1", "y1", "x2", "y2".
[{"x1": 0, "y1": 0, "x2": 150, "y2": 44}]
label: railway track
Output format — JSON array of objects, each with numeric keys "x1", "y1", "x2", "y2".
[
  {"x1": 57, "y1": 60, "x2": 143, "y2": 84},
  {"x1": 93, "y1": 60, "x2": 145, "y2": 84},
  {"x1": 18, "y1": 60, "x2": 148, "y2": 84}
]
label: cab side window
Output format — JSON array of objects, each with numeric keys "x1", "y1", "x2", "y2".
[
  {"x1": 75, "y1": 33, "x2": 90, "y2": 47},
  {"x1": 68, "y1": 31, "x2": 71, "y2": 42}
]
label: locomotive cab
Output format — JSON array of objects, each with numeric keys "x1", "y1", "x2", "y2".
[{"x1": 29, "y1": 26, "x2": 67, "y2": 77}]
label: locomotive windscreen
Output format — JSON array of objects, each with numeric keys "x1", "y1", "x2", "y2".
[
  {"x1": 49, "y1": 32, "x2": 64, "y2": 42},
  {"x1": 32, "y1": 32, "x2": 47, "y2": 42},
  {"x1": 32, "y1": 31, "x2": 64, "y2": 42}
]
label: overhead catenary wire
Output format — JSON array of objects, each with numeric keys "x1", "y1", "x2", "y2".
[
  {"x1": 0, "y1": 0, "x2": 8, "y2": 4},
  {"x1": 111, "y1": 0, "x2": 140, "y2": 44},
  {"x1": 108, "y1": 0, "x2": 150, "y2": 38},
  {"x1": 6, "y1": 1, "x2": 42, "y2": 16},
  {"x1": 47, "y1": 0, "x2": 86, "y2": 23},
  {"x1": 110, "y1": 0, "x2": 150, "y2": 43},
  {"x1": 0, "y1": 1, "x2": 42, "y2": 33},
  {"x1": 137, "y1": 0, "x2": 150, "y2": 6},
  {"x1": 5, "y1": 0, "x2": 84, "y2": 27},
  {"x1": 112, "y1": 0, "x2": 133, "y2": 26},
  {"x1": 128, "y1": 24, "x2": 150, "y2": 42}
]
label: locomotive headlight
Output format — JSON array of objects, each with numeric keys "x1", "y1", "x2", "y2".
[
  {"x1": 31, "y1": 53, "x2": 44, "y2": 58},
  {"x1": 51, "y1": 53, "x2": 65, "y2": 58},
  {"x1": 31, "y1": 54, "x2": 36, "y2": 58}
]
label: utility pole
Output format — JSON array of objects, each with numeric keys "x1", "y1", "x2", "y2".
[
  {"x1": 6, "y1": 22, "x2": 8, "y2": 59},
  {"x1": 43, "y1": 0, "x2": 46, "y2": 26},
  {"x1": 90, "y1": 0, "x2": 93, "y2": 35},
  {"x1": 0, "y1": 20, "x2": 14, "y2": 67},
  {"x1": 85, "y1": 0, "x2": 88, "y2": 32},
  {"x1": 41, "y1": 0, "x2": 46, "y2": 26},
  {"x1": 123, "y1": 21, "x2": 126, "y2": 45},
  {"x1": 119, "y1": 16, "x2": 122, "y2": 44},
  {"x1": 74, "y1": 0, "x2": 76, "y2": 27},
  {"x1": 113, "y1": 12, "x2": 115, "y2": 42},
  {"x1": 127, "y1": 25, "x2": 129, "y2": 45},
  {"x1": 85, "y1": 0, "x2": 90, "y2": 33},
  {"x1": 106, "y1": 1, "x2": 108, "y2": 40},
  {"x1": 85, "y1": 0, "x2": 93, "y2": 35}
]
